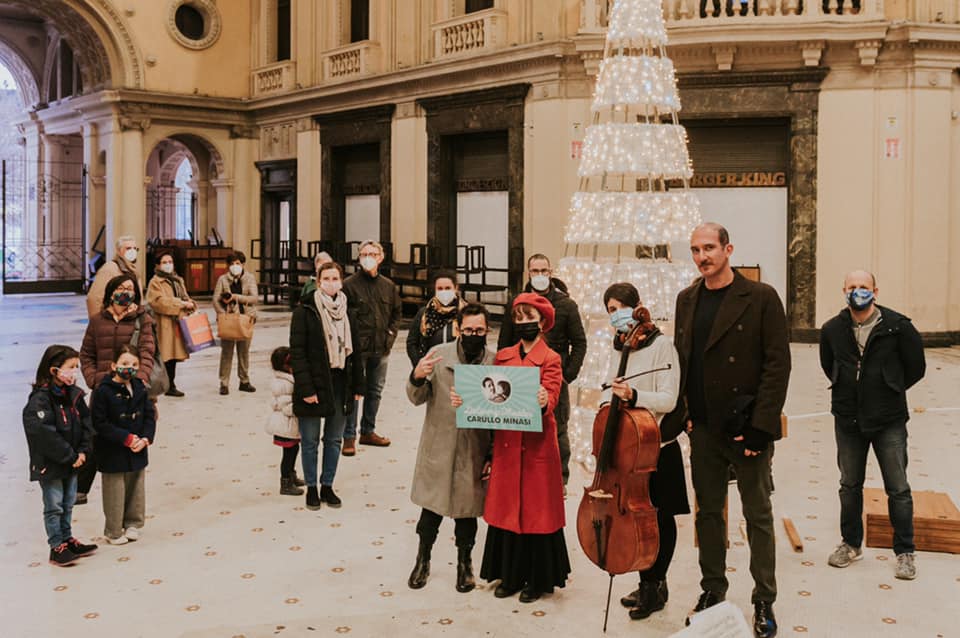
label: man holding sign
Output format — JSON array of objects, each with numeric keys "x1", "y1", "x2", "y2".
[{"x1": 406, "y1": 303, "x2": 495, "y2": 594}]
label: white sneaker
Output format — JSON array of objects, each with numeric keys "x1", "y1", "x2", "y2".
[
  {"x1": 895, "y1": 552, "x2": 917, "y2": 580},
  {"x1": 124, "y1": 527, "x2": 141, "y2": 541},
  {"x1": 106, "y1": 535, "x2": 129, "y2": 545}
]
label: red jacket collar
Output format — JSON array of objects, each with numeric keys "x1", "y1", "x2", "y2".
[{"x1": 495, "y1": 337, "x2": 550, "y2": 366}]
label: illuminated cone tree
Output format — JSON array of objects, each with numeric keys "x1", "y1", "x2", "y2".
[{"x1": 558, "y1": 0, "x2": 701, "y2": 473}]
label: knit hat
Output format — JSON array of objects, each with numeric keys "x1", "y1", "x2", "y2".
[{"x1": 512, "y1": 292, "x2": 555, "y2": 334}]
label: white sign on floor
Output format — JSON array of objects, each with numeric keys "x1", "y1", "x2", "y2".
[{"x1": 668, "y1": 601, "x2": 753, "y2": 638}]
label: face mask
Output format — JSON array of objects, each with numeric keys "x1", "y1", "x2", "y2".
[
  {"x1": 515, "y1": 321, "x2": 540, "y2": 342},
  {"x1": 229, "y1": 264, "x2": 243, "y2": 277},
  {"x1": 115, "y1": 366, "x2": 137, "y2": 382},
  {"x1": 160, "y1": 263, "x2": 174, "y2": 274},
  {"x1": 530, "y1": 275, "x2": 550, "y2": 292},
  {"x1": 460, "y1": 334, "x2": 487, "y2": 359},
  {"x1": 112, "y1": 290, "x2": 134, "y2": 307},
  {"x1": 124, "y1": 248, "x2": 138, "y2": 263},
  {"x1": 610, "y1": 307, "x2": 636, "y2": 333},
  {"x1": 436, "y1": 289, "x2": 457, "y2": 306},
  {"x1": 320, "y1": 280, "x2": 342, "y2": 297},
  {"x1": 54, "y1": 367, "x2": 78, "y2": 386},
  {"x1": 360, "y1": 256, "x2": 378, "y2": 273},
  {"x1": 846, "y1": 288, "x2": 874, "y2": 311}
]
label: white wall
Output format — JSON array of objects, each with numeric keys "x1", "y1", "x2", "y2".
[
  {"x1": 688, "y1": 187, "x2": 788, "y2": 304},
  {"x1": 345, "y1": 195, "x2": 381, "y2": 243}
]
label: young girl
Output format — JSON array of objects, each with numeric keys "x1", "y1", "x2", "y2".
[
  {"x1": 23, "y1": 345, "x2": 98, "y2": 566},
  {"x1": 266, "y1": 346, "x2": 304, "y2": 496},
  {"x1": 90, "y1": 345, "x2": 156, "y2": 545}
]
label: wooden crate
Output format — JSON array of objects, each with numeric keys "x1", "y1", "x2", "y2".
[{"x1": 864, "y1": 488, "x2": 960, "y2": 554}]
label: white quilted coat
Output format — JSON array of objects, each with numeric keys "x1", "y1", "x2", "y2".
[{"x1": 265, "y1": 371, "x2": 300, "y2": 439}]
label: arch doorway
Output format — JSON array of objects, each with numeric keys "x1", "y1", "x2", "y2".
[{"x1": 145, "y1": 134, "x2": 223, "y2": 246}]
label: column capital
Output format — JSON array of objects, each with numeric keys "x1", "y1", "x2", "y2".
[{"x1": 210, "y1": 178, "x2": 234, "y2": 190}]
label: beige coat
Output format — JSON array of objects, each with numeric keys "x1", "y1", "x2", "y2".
[
  {"x1": 212, "y1": 271, "x2": 258, "y2": 320},
  {"x1": 406, "y1": 340, "x2": 493, "y2": 519},
  {"x1": 146, "y1": 274, "x2": 194, "y2": 362}
]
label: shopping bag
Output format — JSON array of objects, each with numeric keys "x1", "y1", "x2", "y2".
[
  {"x1": 179, "y1": 313, "x2": 216, "y2": 353},
  {"x1": 217, "y1": 312, "x2": 255, "y2": 341}
]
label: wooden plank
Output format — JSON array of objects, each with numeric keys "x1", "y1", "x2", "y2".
[
  {"x1": 863, "y1": 488, "x2": 960, "y2": 554},
  {"x1": 783, "y1": 517, "x2": 803, "y2": 552}
]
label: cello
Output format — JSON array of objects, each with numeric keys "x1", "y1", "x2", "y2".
[{"x1": 576, "y1": 307, "x2": 667, "y2": 631}]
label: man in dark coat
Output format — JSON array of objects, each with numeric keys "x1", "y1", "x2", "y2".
[
  {"x1": 342, "y1": 240, "x2": 401, "y2": 452},
  {"x1": 665, "y1": 223, "x2": 790, "y2": 638},
  {"x1": 497, "y1": 253, "x2": 587, "y2": 485},
  {"x1": 819, "y1": 270, "x2": 925, "y2": 580}
]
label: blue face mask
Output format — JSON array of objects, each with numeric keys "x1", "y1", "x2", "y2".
[
  {"x1": 609, "y1": 307, "x2": 635, "y2": 333},
  {"x1": 846, "y1": 288, "x2": 874, "y2": 311}
]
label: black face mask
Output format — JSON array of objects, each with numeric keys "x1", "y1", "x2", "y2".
[
  {"x1": 515, "y1": 321, "x2": 540, "y2": 342},
  {"x1": 460, "y1": 334, "x2": 487, "y2": 360}
]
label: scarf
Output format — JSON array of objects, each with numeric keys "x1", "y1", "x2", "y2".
[
  {"x1": 154, "y1": 268, "x2": 189, "y2": 301},
  {"x1": 114, "y1": 254, "x2": 138, "y2": 280},
  {"x1": 420, "y1": 296, "x2": 463, "y2": 339},
  {"x1": 316, "y1": 290, "x2": 352, "y2": 370}
]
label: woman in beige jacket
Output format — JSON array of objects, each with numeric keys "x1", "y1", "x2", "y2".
[
  {"x1": 213, "y1": 250, "x2": 258, "y2": 395},
  {"x1": 146, "y1": 250, "x2": 196, "y2": 397}
]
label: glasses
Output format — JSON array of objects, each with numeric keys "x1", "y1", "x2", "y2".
[{"x1": 461, "y1": 328, "x2": 487, "y2": 337}]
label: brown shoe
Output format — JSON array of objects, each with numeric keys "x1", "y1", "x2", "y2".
[
  {"x1": 342, "y1": 438, "x2": 356, "y2": 456},
  {"x1": 359, "y1": 432, "x2": 391, "y2": 447}
]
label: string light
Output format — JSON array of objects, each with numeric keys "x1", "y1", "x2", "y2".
[
  {"x1": 579, "y1": 123, "x2": 693, "y2": 178},
  {"x1": 563, "y1": 0, "x2": 702, "y2": 470}
]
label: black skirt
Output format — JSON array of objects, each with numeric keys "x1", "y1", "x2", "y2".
[{"x1": 480, "y1": 526, "x2": 571, "y2": 594}]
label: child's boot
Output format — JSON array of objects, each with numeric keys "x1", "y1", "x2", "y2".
[{"x1": 280, "y1": 476, "x2": 304, "y2": 496}]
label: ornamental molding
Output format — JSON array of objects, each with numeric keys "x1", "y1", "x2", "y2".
[{"x1": 167, "y1": 0, "x2": 222, "y2": 51}]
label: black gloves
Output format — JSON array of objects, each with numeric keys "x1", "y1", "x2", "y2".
[{"x1": 740, "y1": 425, "x2": 773, "y2": 453}]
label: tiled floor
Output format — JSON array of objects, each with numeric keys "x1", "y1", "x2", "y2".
[{"x1": 0, "y1": 293, "x2": 958, "y2": 638}]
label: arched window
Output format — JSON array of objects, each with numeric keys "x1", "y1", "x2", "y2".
[{"x1": 174, "y1": 159, "x2": 196, "y2": 240}]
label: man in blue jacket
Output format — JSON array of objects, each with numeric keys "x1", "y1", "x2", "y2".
[{"x1": 819, "y1": 270, "x2": 926, "y2": 580}]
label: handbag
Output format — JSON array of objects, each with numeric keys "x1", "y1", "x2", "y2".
[
  {"x1": 179, "y1": 312, "x2": 216, "y2": 353},
  {"x1": 131, "y1": 316, "x2": 170, "y2": 399},
  {"x1": 217, "y1": 311, "x2": 255, "y2": 341}
]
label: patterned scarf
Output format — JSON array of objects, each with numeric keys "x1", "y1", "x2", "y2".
[
  {"x1": 154, "y1": 267, "x2": 188, "y2": 301},
  {"x1": 420, "y1": 296, "x2": 463, "y2": 339},
  {"x1": 316, "y1": 290, "x2": 352, "y2": 370}
]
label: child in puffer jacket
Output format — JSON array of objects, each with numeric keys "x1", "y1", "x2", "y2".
[{"x1": 266, "y1": 346, "x2": 304, "y2": 496}]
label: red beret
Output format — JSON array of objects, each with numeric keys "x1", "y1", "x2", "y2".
[{"x1": 512, "y1": 292, "x2": 555, "y2": 333}]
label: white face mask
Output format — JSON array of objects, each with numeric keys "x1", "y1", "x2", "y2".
[
  {"x1": 320, "y1": 280, "x2": 342, "y2": 297},
  {"x1": 124, "y1": 248, "x2": 138, "y2": 263},
  {"x1": 360, "y1": 256, "x2": 378, "y2": 273},
  {"x1": 229, "y1": 264, "x2": 243, "y2": 276},
  {"x1": 530, "y1": 275, "x2": 550, "y2": 292},
  {"x1": 160, "y1": 263, "x2": 174, "y2": 274},
  {"x1": 436, "y1": 289, "x2": 457, "y2": 306}
]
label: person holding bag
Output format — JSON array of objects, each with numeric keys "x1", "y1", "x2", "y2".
[
  {"x1": 213, "y1": 251, "x2": 258, "y2": 395},
  {"x1": 146, "y1": 249, "x2": 196, "y2": 397}
]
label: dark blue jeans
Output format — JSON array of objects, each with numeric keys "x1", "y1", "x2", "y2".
[
  {"x1": 40, "y1": 474, "x2": 77, "y2": 548},
  {"x1": 835, "y1": 420, "x2": 914, "y2": 554},
  {"x1": 344, "y1": 355, "x2": 388, "y2": 439},
  {"x1": 299, "y1": 370, "x2": 347, "y2": 488}
]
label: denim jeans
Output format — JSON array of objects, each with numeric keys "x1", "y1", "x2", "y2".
[
  {"x1": 40, "y1": 474, "x2": 77, "y2": 548},
  {"x1": 835, "y1": 420, "x2": 914, "y2": 554},
  {"x1": 689, "y1": 425, "x2": 777, "y2": 603},
  {"x1": 344, "y1": 355, "x2": 388, "y2": 439},
  {"x1": 299, "y1": 370, "x2": 347, "y2": 487}
]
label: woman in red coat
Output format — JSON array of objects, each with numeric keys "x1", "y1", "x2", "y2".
[{"x1": 472, "y1": 292, "x2": 570, "y2": 602}]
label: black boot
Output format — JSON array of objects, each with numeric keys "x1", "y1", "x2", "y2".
[
  {"x1": 305, "y1": 486, "x2": 321, "y2": 510},
  {"x1": 320, "y1": 485, "x2": 341, "y2": 508},
  {"x1": 456, "y1": 544, "x2": 476, "y2": 593},
  {"x1": 629, "y1": 580, "x2": 668, "y2": 620},
  {"x1": 281, "y1": 476, "x2": 304, "y2": 496},
  {"x1": 407, "y1": 535, "x2": 434, "y2": 589},
  {"x1": 291, "y1": 471, "x2": 305, "y2": 487}
]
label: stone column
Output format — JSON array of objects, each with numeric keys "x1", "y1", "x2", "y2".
[
  {"x1": 211, "y1": 178, "x2": 235, "y2": 248},
  {"x1": 296, "y1": 117, "x2": 320, "y2": 242},
  {"x1": 82, "y1": 122, "x2": 106, "y2": 277},
  {"x1": 105, "y1": 114, "x2": 148, "y2": 277},
  {"x1": 391, "y1": 102, "x2": 427, "y2": 256},
  {"x1": 195, "y1": 179, "x2": 210, "y2": 243}
]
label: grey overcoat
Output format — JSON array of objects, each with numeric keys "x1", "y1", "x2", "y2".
[{"x1": 407, "y1": 340, "x2": 493, "y2": 518}]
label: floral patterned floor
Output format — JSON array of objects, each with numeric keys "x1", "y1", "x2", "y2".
[{"x1": 0, "y1": 294, "x2": 958, "y2": 637}]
